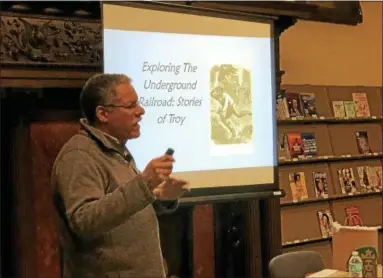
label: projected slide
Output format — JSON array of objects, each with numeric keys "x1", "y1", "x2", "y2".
[
  {"x1": 102, "y1": 4, "x2": 276, "y2": 189},
  {"x1": 209, "y1": 65, "x2": 253, "y2": 155}
]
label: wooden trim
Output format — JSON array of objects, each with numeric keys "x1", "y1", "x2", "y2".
[
  {"x1": 279, "y1": 153, "x2": 383, "y2": 166},
  {"x1": 1, "y1": 79, "x2": 89, "y2": 88},
  {"x1": 260, "y1": 198, "x2": 282, "y2": 277},
  {"x1": 0, "y1": 68, "x2": 100, "y2": 88},
  {"x1": 0, "y1": 14, "x2": 102, "y2": 69},
  {"x1": 0, "y1": 68, "x2": 100, "y2": 79},
  {"x1": 244, "y1": 200, "x2": 263, "y2": 277},
  {"x1": 190, "y1": 1, "x2": 362, "y2": 26},
  {"x1": 281, "y1": 191, "x2": 383, "y2": 208},
  {"x1": 193, "y1": 205, "x2": 215, "y2": 278},
  {"x1": 12, "y1": 116, "x2": 36, "y2": 278}
]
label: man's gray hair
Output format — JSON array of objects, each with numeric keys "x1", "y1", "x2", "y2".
[{"x1": 80, "y1": 73, "x2": 132, "y2": 123}]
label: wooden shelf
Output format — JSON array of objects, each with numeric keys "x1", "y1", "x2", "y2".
[
  {"x1": 281, "y1": 191, "x2": 383, "y2": 207},
  {"x1": 278, "y1": 116, "x2": 383, "y2": 125},
  {"x1": 279, "y1": 85, "x2": 383, "y2": 257},
  {"x1": 279, "y1": 153, "x2": 383, "y2": 165},
  {"x1": 282, "y1": 237, "x2": 331, "y2": 248},
  {"x1": 283, "y1": 227, "x2": 383, "y2": 248}
]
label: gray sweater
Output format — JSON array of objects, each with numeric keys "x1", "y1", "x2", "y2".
[{"x1": 52, "y1": 119, "x2": 176, "y2": 278}]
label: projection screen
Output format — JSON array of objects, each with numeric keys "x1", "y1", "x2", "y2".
[{"x1": 102, "y1": 3, "x2": 277, "y2": 193}]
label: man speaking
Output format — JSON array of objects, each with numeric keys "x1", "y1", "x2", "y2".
[{"x1": 52, "y1": 73, "x2": 189, "y2": 278}]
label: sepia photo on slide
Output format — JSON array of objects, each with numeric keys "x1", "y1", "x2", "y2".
[{"x1": 209, "y1": 64, "x2": 252, "y2": 145}]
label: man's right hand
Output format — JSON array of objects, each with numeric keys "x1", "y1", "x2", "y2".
[{"x1": 140, "y1": 155, "x2": 175, "y2": 189}]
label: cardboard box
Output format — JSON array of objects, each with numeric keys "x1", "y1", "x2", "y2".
[{"x1": 332, "y1": 222, "x2": 380, "y2": 277}]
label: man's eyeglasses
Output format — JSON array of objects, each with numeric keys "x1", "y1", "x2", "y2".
[{"x1": 102, "y1": 102, "x2": 138, "y2": 109}]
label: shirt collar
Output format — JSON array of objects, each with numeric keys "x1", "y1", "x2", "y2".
[
  {"x1": 102, "y1": 131, "x2": 121, "y2": 145},
  {"x1": 79, "y1": 118, "x2": 126, "y2": 155}
]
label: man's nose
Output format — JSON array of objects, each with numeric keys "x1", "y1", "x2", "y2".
[{"x1": 137, "y1": 105, "x2": 145, "y2": 115}]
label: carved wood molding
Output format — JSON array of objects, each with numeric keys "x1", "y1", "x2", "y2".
[
  {"x1": 0, "y1": 2, "x2": 101, "y2": 19},
  {"x1": 190, "y1": 1, "x2": 362, "y2": 26},
  {"x1": 0, "y1": 14, "x2": 102, "y2": 68}
]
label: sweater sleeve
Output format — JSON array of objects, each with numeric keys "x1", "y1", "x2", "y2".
[
  {"x1": 153, "y1": 200, "x2": 179, "y2": 215},
  {"x1": 53, "y1": 150, "x2": 156, "y2": 240}
]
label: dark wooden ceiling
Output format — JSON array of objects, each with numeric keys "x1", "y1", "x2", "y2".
[{"x1": 0, "y1": 1, "x2": 363, "y2": 25}]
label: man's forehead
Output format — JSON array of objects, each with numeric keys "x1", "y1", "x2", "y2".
[{"x1": 114, "y1": 83, "x2": 137, "y2": 101}]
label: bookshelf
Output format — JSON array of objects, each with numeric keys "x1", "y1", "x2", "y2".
[{"x1": 277, "y1": 83, "x2": 383, "y2": 268}]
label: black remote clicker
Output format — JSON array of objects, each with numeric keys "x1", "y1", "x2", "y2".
[{"x1": 165, "y1": 148, "x2": 175, "y2": 156}]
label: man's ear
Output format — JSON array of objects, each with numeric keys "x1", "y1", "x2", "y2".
[{"x1": 95, "y1": 106, "x2": 109, "y2": 123}]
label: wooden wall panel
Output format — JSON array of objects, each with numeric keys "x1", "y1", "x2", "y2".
[
  {"x1": 193, "y1": 205, "x2": 215, "y2": 278},
  {"x1": 328, "y1": 123, "x2": 382, "y2": 156},
  {"x1": 30, "y1": 120, "x2": 79, "y2": 278},
  {"x1": 261, "y1": 198, "x2": 283, "y2": 277},
  {"x1": 245, "y1": 201, "x2": 263, "y2": 278},
  {"x1": 331, "y1": 195, "x2": 382, "y2": 227},
  {"x1": 13, "y1": 119, "x2": 36, "y2": 278},
  {"x1": 281, "y1": 202, "x2": 331, "y2": 243},
  {"x1": 379, "y1": 231, "x2": 383, "y2": 265}
]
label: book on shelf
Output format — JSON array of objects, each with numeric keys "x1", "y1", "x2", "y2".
[
  {"x1": 287, "y1": 132, "x2": 304, "y2": 158},
  {"x1": 286, "y1": 92, "x2": 304, "y2": 117},
  {"x1": 343, "y1": 100, "x2": 356, "y2": 118},
  {"x1": 355, "y1": 131, "x2": 372, "y2": 154},
  {"x1": 312, "y1": 172, "x2": 329, "y2": 198},
  {"x1": 278, "y1": 91, "x2": 319, "y2": 119},
  {"x1": 357, "y1": 166, "x2": 375, "y2": 193},
  {"x1": 276, "y1": 90, "x2": 290, "y2": 119},
  {"x1": 279, "y1": 132, "x2": 318, "y2": 159},
  {"x1": 358, "y1": 165, "x2": 383, "y2": 192},
  {"x1": 332, "y1": 101, "x2": 346, "y2": 118},
  {"x1": 278, "y1": 133, "x2": 291, "y2": 159},
  {"x1": 289, "y1": 171, "x2": 308, "y2": 202},
  {"x1": 352, "y1": 92, "x2": 371, "y2": 117},
  {"x1": 300, "y1": 93, "x2": 317, "y2": 117},
  {"x1": 344, "y1": 206, "x2": 364, "y2": 226},
  {"x1": 337, "y1": 168, "x2": 358, "y2": 194},
  {"x1": 317, "y1": 210, "x2": 334, "y2": 238},
  {"x1": 301, "y1": 132, "x2": 317, "y2": 156},
  {"x1": 372, "y1": 166, "x2": 383, "y2": 190}
]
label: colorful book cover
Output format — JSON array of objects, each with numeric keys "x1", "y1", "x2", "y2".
[
  {"x1": 317, "y1": 210, "x2": 334, "y2": 238},
  {"x1": 278, "y1": 133, "x2": 291, "y2": 159},
  {"x1": 286, "y1": 92, "x2": 304, "y2": 117},
  {"x1": 352, "y1": 92, "x2": 371, "y2": 117},
  {"x1": 289, "y1": 172, "x2": 308, "y2": 202},
  {"x1": 312, "y1": 172, "x2": 329, "y2": 198},
  {"x1": 337, "y1": 168, "x2": 357, "y2": 194},
  {"x1": 286, "y1": 132, "x2": 304, "y2": 158},
  {"x1": 276, "y1": 90, "x2": 290, "y2": 119},
  {"x1": 301, "y1": 132, "x2": 317, "y2": 156},
  {"x1": 332, "y1": 101, "x2": 346, "y2": 118},
  {"x1": 355, "y1": 131, "x2": 372, "y2": 154},
  {"x1": 300, "y1": 93, "x2": 317, "y2": 117},
  {"x1": 343, "y1": 100, "x2": 356, "y2": 118},
  {"x1": 374, "y1": 166, "x2": 383, "y2": 190},
  {"x1": 370, "y1": 166, "x2": 383, "y2": 191},
  {"x1": 357, "y1": 166, "x2": 374, "y2": 193},
  {"x1": 344, "y1": 206, "x2": 364, "y2": 226}
]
